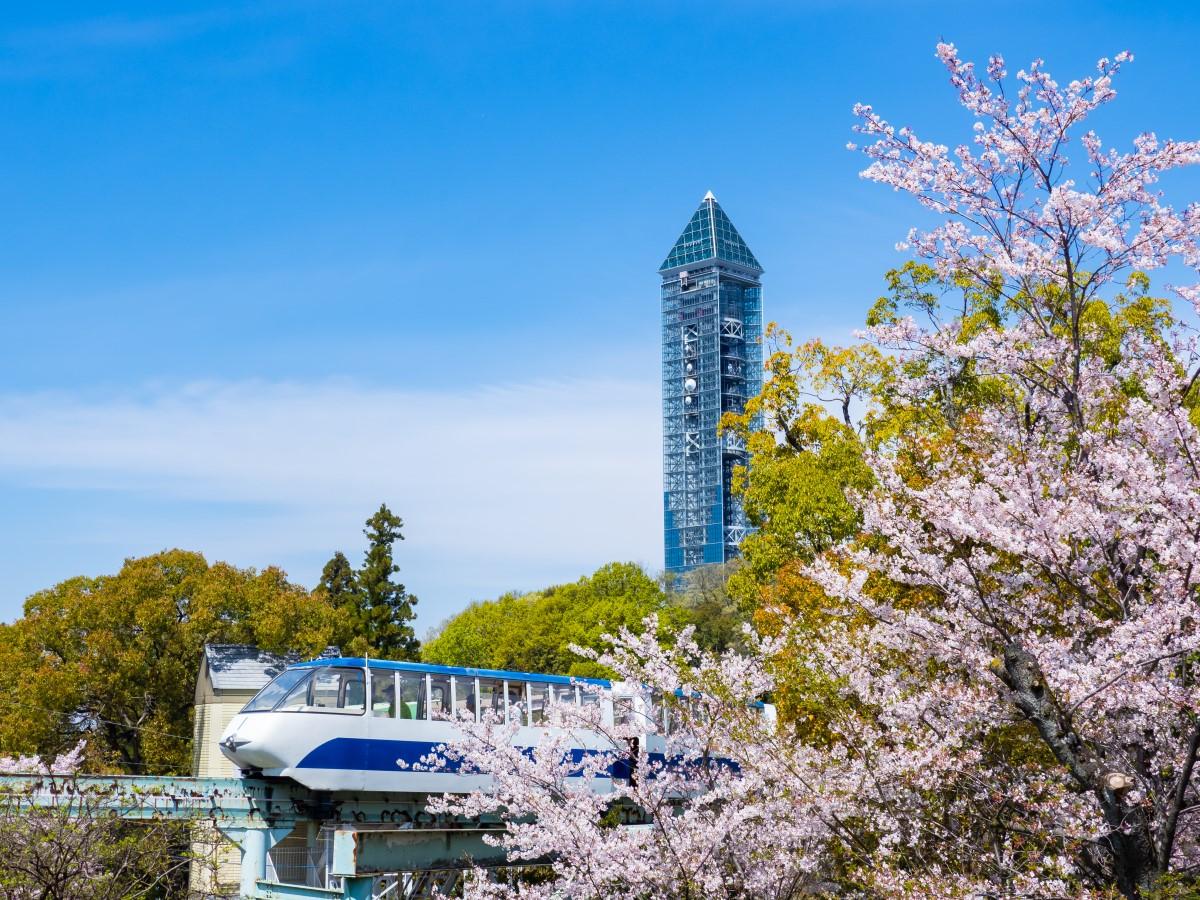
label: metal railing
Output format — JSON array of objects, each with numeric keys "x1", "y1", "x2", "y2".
[
  {"x1": 266, "y1": 844, "x2": 333, "y2": 888},
  {"x1": 373, "y1": 871, "x2": 462, "y2": 899},
  {"x1": 266, "y1": 836, "x2": 461, "y2": 898}
]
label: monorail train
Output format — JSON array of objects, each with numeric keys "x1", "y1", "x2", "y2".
[{"x1": 219, "y1": 656, "x2": 674, "y2": 793}]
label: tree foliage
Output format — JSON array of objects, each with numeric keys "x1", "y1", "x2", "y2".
[
  {"x1": 717, "y1": 327, "x2": 877, "y2": 732},
  {"x1": 422, "y1": 562, "x2": 706, "y2": 678},
  {"x1": 318, "y1": 504, "x2": 420, "y2": 660},
  {"x1": 0, "y1": 550, "x2": 338, "y2": 774},
  {"x1": 723, "y1": 333, "x2": 876, "y2": 587},
  {"x1": 664, "y1": 561, "x2": 749, "y2": 653},
  {"x1": 318, "y1": 551, "x2": 357, "y2": 613}
]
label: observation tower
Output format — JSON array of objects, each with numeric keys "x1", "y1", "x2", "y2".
[{"x1": 659, "y1": 192, "x2": 763, "y2": 574}]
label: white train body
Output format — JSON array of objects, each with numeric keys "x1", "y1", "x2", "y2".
[{"x1": 218, "y1": 657, "x2": 643, "y2": 794}]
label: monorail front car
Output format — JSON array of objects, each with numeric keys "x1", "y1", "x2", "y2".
[{"x1": 219, "y1": 657, "x2": 632, "y2": 793}]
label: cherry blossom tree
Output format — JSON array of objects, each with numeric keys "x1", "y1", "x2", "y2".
[
  {"x1": 435, "y1": 44, "x2": 1200, "y2": 899},
  {"x1": 0, "y1": 743, "x2": 197, "y2": 897},
  {"x1": 810, "y1": 42, "x2": 1200, "y2": 896}
]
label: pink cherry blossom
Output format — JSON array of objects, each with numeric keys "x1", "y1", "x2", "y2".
[{"x1": 0, "y1": 741, "x2": 85, "y2": 776}]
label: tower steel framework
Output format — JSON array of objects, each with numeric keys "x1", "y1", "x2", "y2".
[{"x1": 659, "y1": 192, "x2": 763, "y2": 574}]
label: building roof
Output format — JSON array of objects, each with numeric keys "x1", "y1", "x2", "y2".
[
  {"x1": 202, "y1": 644, "x2": 295, "y2": 692},
  {"x1": 660, "y1": 192, "x2": 762, "y2": 274}
]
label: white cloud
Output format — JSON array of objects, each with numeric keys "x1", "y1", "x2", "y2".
[{"x1": 0, "y1": 377, "x2": 664, "y2": 625}]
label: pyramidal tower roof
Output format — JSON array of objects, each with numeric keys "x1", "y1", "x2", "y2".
[{"x1": 660, "y1": 192, "x2": 761, "y2": 274}]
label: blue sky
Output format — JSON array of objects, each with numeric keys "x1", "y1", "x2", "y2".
[{"x1": 2, "y1": 1, "x2": 1199, "y2": 630}]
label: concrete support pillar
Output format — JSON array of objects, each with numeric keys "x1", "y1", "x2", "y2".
[
  {"x1": 239, "y1": 828, "x2": 266, "y2": 898},
  {"x1": 223, "y1": 825, "x2": 290, "y2": 897}
]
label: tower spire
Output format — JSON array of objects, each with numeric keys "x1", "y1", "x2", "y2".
[{"x1": 659, "y1": 193, "x2": 761, "y2": 274}]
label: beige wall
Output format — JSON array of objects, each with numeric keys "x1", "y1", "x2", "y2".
[
  {"x1": 192, "y1": 698, "x2": 253, "y2": 778},
  {"x1": 188, "y1": 824, "x2": 241, "y2": 898},
  {"x1": 190, "y1": 692, "x2": 255, "y2": 895}
]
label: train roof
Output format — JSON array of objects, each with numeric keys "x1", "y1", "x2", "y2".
[{"x1": 290, "y1": 656, "x2": 611, "y2": 688}]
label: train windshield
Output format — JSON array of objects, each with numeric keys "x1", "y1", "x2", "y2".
[
  {"x1": 242, "y1": 668, "x2": 311, "y2": 712},
  {"x1": 240, "y1": 666, "x2": 366, "y2": 714}
]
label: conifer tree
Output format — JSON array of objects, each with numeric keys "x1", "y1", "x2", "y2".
[
  {"x1": 356, "y1": 504, "x2": 420, "y2": 660},
  {"x1": 318, "y1": 508, "x2": 420, "y2": 659}
]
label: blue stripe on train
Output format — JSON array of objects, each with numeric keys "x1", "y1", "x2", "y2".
[
  {"x1": 294, "y1": 738, "x2": 730, "y2": 779},
  {"x1": 295, "y1": 738, "x2": 613, "y2": 774},
  {"x1": 295, "y1": 737, "x2": 450, "y2": 771}
]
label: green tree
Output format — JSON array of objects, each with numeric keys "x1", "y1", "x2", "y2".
[
  {"x1": 318, "y1": 551, "x2": 357, "y2": 612},
  {"x1": 319, "y1": 505, "x2": 421, "y2": 660},
  {"x1": 0, "y1": 550, "x2": 338, "y2": 774},
  {"x1": 664, "y1": 562, "x2": 749, "y2": 653},
  {"x1": 358, "y1": 505, "x2": 420, "y2": 660},
  {"x1": 722, "y1": 323, "x2": 876, "y2": 593},
  {"x1": 422, "y1": 562, "x2": 689, "y2": 678}
]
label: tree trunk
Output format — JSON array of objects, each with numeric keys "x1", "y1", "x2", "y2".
[{"x1": 997, "y1": 642, "x2": 1157, "y2": 897}]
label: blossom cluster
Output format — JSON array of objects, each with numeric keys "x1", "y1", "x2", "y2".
[
  {"x1": 0, "y1": 741, "x2": 86, "y2": 776},
  {"x1": 431, "y1": 624, "x2": 836, "y2": 899},
  {"x1": 853, "y1": 43, "x2": 1200, "y2": 312}
]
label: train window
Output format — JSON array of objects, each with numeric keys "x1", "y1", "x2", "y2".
[
  {"x1": 311, "y1": 670, "x2": 339, "y2": 709},
  {"x1": 613, "y1": 696, "x2": 636, "y2": 727},
  {"x1": 552, "y1": 684, "x2": 577, "y2": 706},
  {"x1": 648, "y1": 691, "x2": 664, "y2": 732},
  {"x1": 504, "y1": 681, "x2": 526, "y2": 725},
  {"x1": 276, "y1": 673, "x2": 314, "y2": 712},
  {"x1": 243, "y1": 668, "x2": 311, "y2": 712},
  {"x1": 398, "y1": 673, "x2": 424, "y2": 720},
  {"x1": 580, "y1": 686, "x2": 601, "y2": 710},
  {"x1": 477, "y1": 678, "x2": 503, "y2": 721},
  {"x1": 529, "y1": 684, "x2": 548, "y2": 724},
  {"x1": 344, "y1": 674, "x2": 365, "y2": 712},
  {"x1": 428, "y1": 677, "x2": 452, "y2": 718},
  {"x1": 311, "y1": 668, "x2": 365, "y2": 714},
  {"x1": 370, "y1": 671, "x2": 395, "y2": 717},
  {"x1": 453, "y1": 676, "x2": 476, "y2": 722}
]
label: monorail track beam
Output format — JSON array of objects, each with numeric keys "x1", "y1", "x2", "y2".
[{"x1": 0, "y1": 773, "x2": 512, "y2": 899}]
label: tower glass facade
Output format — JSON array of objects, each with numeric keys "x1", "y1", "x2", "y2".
[{"x1": 660, "y1": 193, "x2": 763, "y2": 574}]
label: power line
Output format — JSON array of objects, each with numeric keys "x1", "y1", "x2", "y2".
[{"x1": 0, "y1": 695, "x2": 195, "y2": 744}]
